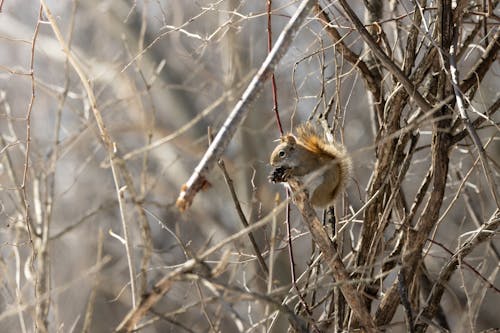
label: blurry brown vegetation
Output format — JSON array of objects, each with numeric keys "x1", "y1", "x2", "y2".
[{"x1": 0, "y1": 0, "x2": 498, "y2": 332}]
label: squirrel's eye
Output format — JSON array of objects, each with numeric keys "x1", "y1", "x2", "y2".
[{"x1": 278, "y1": 150, "x2": 286, "y2": 158}]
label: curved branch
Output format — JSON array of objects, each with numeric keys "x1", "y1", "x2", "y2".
[
  {"x1": 314, "y1": 4, "x2": 384, "y2": 115},
  {"x1": 337, "y1": 0, "x2": 432, "y2": 112}
]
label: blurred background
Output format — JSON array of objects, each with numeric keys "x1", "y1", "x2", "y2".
[{"x1": 0, "y1": 1, "x2": 498, "y2": 332}]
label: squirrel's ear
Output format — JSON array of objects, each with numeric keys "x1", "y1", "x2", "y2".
[{"x1": 281, "y1": 134, "x2": 296, "y2": 145}]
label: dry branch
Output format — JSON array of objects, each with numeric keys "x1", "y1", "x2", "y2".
[
  {"x1": 116, "y1": 202, "x2": 287, "y2": 331},
  {"x1": 415, "y1": 210, "x2": 500, "y2": 332},
  {"x1": 2, "y1": 1, "x2": 499, "y2": 332},
  {"x1": 337, "y1": 0, "x2": 432, "y2": 112},
  {"x1": 286, "y1": 178, "x2": 377, "y2": 332},
  {"x1": 176, "y1": 0, "x2": 316, "y2": 211},
  {"x1": 314, "y1": 4, "x2": 384, "y2": 119},
  {"x1": 40, "y1": 0, "x2": 154, "y2": 312},
  {"x1": 449, "y1": 27, "x2": 499, "y2": 206}
]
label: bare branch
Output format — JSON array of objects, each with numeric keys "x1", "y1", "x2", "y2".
[
  {"x1": 337, "y1": 0, "x2": 432, "y2": 112},
  {"x1": 286, "y1": 178, "x2": 377, "y2": 332},
  {"x1": 176, "y1": 0, "x2": 317, "y2": 211},
  {"x1": 415, "y1": 210, "x2": 500, "y2": 332}
]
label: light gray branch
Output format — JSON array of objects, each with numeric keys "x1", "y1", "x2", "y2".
[{"x1": 176, "y1": 0, "x2": 316, "y2": 211}]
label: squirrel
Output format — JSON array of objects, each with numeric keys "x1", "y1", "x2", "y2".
[{"x1": 269, "y1": 122, "x2": 351, "y2": 207}]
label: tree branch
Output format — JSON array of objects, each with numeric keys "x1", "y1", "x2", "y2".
[
  {"x1": 286, "y1": 178, "x2": 377, "y2": 332},
  {"x1": 176, "y1": 0, "x2": 317, "y2": 211}
]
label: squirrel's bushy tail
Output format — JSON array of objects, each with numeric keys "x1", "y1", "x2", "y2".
[{"x1": 297, "y1": 122, "x2": 352, "y2": 201}]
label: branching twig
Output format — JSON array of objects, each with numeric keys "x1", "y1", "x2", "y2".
[
  {"x1": 193, "y1": 275, "x2": 309, "y2": 332},
  {"x1": 40, "y1": 0, "x2": 141, "y2": 314},
  {"x1": 314, "y1": 3, "x2": 384, "y2": 122},
  {"x1": 286, "y1": 178, "x2": 377, "y2": 332},
  {"x1": 449, "y1": 25, "x2": 500, "y2": 206},
  {"x1": 116, "y1": 201, "x2": 288, "y2": 331},
  {"x1": 176, "y1": 0, "x2": 316, "y2": 211},
  {"x1": 415, "y1": 210, "x2": 500, "y2": 332},
  {"x1": 337, "y1": 0, "x2": 432, "y2": 112},
  {"x1": 216, "y1": 156, "x2": 269, "y2": 275}
]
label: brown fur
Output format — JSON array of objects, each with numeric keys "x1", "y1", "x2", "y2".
[{"x1": 269, "y1": 122, "x2": 351, "y2": 207}]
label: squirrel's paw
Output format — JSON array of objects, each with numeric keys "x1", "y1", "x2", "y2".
[{"x1": 268, "y1": 166, "x2": 291, "y2": 183}]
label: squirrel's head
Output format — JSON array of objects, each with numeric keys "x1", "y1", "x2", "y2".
[{"x1": 269, "y1": 134, "x2": 298, "y2": 167}]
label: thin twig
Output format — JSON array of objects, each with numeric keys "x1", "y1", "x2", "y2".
[
  {"x1": 27, "y1": 7, "x2": 47, "y2": 332},
  {"x1": 116, "y1": 200, "x2": 289, "y2": 331},
  {"x1": 284, "y1": 194, "x2": 319, "y2": 332},
  {"x1": 206, "y1": 126, "x2": 268, "y2": 276},
  {"x1": 195, "y1": 275, "x2": 309, "y2": 332},
  {"x1": 286, "y1": 178, "x2": 377, "y2": 332},
  {"x1": 216, "y1": 152, "x2": 269, "y2": 275},
  {"x1": 176, "y1": 0, "x2": 316, "y2": 211},
  {"x1": 267, "y1": 0, "x2": 283, "y2": 135},
  {"x1": 40, "y1": 0, "x2": 140, "y2": 313},
  {"x1": 82, "y1": 229, "x2": 105, "y2": 333},
  {"x1": 427, "y1": 238, "x2": 500, "y2": 293},
  {"x1": 449, "y1": 25, "x2": 500, "y2": 206},
  {"x1": 111, "y1": 167, "x2": 137, "y2": 308},
  {"x1": 265, "y1": 194, "x2": 279, "y2": 331},
  {"x1": 337, "y1": 0, "x2": 432, "y2": 112},
  {"x1": 415, "y1": 210, "x2": 500, "y2": 332}
]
